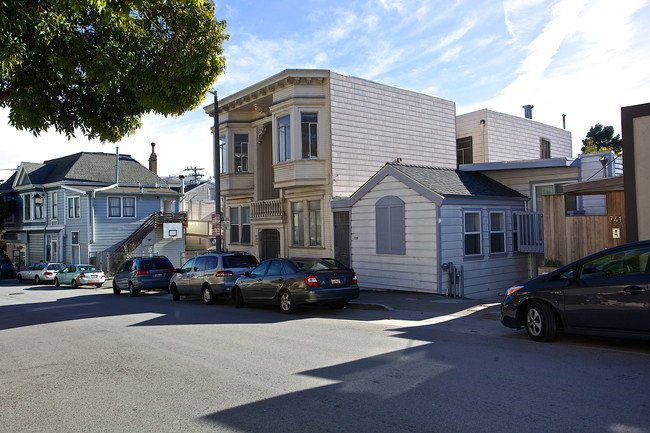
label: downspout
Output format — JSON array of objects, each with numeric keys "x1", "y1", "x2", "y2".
[
  {"x1": 42, "y1": 188, "x2": 48, "y2": 261},
  {"x1": 437, "y1": 204, "x2": 442, "y2": 295}
]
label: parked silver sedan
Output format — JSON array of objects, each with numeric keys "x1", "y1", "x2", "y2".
[
  {"x1": 16, "y1": 263, "x2": 65, "y2": 284},
  {"x1": 54, "y1": 264, "x2": 106, "y2": 288}
]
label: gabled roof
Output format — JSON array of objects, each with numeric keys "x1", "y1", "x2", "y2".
[
  {"x1": 0, "y1": 152, "x2": 164, "y2": 191},
  {"x1": 334, "y1": 163, "x2": 526, "y2": 208}
]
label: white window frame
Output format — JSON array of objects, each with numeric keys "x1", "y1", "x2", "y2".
[
  {"x1": 233, "y1": 133, "x2": 249, "y2": 172},
  {"x1": 489, "y1": 211, "x2": 506, "y2": 254},
  {"x1": 463, "y1": 210, "x2": 482, "y2": 256},
  {"x1": 68, "y1": 196, "x2": 80, "y2": 219},
  {"x1": 300, "y1": 112, "x2": 318, "y2": 159},
  {"x1": 278, "y1": 114, "x2": 291, "y2": 162},
  {"x1": 107, "y1": 196, "x2": 136, "y2": 218},
  {"x1": 50, "y1": 191, "x2": 57, "y2": 222},
  {"x1": 22, "y1": 193, "x2": 31, "y2": 221},
  {"x1": 219, "y1": 136, "x2": 228, "y2": 173}
]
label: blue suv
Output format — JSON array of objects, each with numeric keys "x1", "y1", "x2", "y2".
[{"x1": 113, "y1": 256, "x2": 175, "y2": 296}]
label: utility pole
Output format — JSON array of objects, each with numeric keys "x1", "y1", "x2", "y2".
[
  {"x1": 183, "y1": 166, "x2": 204, "y2": 183},
  {"x1": 212, "y1": 90, "x2": 222, "y2": 253}
]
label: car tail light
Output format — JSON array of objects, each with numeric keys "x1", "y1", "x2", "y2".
[
  {"x1": 100, "y1": 272, "x2": 105, "y2": 278},
  {"x1": 305, "y1": 274, "x2": 320, "y2": 287},
  {"x1": 167, "y1": 267, "x2": 175, "y2": 273},
  {"x1": 136, "y1": 270, "x2": 149, "y2": 275},
  {"x1": 216, "y1": 270, "x2": 234, "y2": 277},
  {"x1": 43, "y1": 272, "x2": 52, "y2": 276},
  {"x1": 352, "y1": 273, "x2": 358, "y2": 285},
  {"x1": 79, "y1": 273, "x2": 86, "y2": 279}
]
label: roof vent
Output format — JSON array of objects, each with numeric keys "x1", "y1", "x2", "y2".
[{"x1": 523, "y1": 105, "x2": 534, "y2": 119}]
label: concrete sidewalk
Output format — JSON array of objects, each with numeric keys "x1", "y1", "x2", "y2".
[{"x1": 349, "y1": 289, "x2": 503, "y2": 313}]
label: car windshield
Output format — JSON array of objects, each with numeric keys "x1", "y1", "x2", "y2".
[
  {"x1": 290, "y1": 258, "x2": 347, "y2": 272},
  {"x1": 142, "y1": 258, "x2": 173, "y2": 270},
  {"x1": 223, "y1": 255, "x2": 258, "y2": 268}
]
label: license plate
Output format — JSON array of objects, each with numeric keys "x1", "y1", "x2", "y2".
[
  {"x1": 331, "y1": 278, "x2": 341, "y2": 285},
  {"x1": 153, "y1": 273, "x2": 162, "y2": 278},
  {"x1": 89, "y1": 274, "x2": 97, "y2": 278}
]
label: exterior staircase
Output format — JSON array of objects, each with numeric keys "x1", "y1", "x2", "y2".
[{"x1": 114, "y1": 212, "x2": 187, "y2": 253}]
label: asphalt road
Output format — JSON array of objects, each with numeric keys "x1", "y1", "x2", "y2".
[{"x1": 1, "y1": 280, "x2": 649, "y2": 433}]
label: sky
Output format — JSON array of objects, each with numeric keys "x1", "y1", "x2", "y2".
[{"x1": 2, "y1": 0, "x2": 649, "y2": 182}]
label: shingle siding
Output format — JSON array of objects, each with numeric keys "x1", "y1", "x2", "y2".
[{"x1": 330, "y1": 72, "x2": 457, "y2": 198}]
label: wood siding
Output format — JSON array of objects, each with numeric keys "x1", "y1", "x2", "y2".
[
  {"x1": 543, "y1": 192, "x2": 627, "y2": 265},
  {"x1": 329, "y1": 72, "x2": 457, "y2": 198},
  {"x1": 350, "y1": 176, "x2": 438, "y2": 293},
  {"x1": 456, "y1": 109, "x2": 572, "y2": 163}
]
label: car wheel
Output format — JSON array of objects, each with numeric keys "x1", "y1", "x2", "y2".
[
  {"x1": 233, "y1": 287, "x2": 244, "y2": 308},
  {"x1": 71, "y1": 279, "x2": 78, "y2": 289},
  {"x1": 95, "y1": 284, "x2": 102, "y2": 288},
  {"x1": 329, "y1": 302, "x2": 347, "y2": 309},
  {"x1": 34, "y1": 275, "x2": 40, "y2": 285},
  {"x1": 279, "y1": 289, "x2": 296, "y2": 314},
  {"x1": 525, "y1": 301, "x2": 557, "y2": 342},
  {"x1": 54, "y1": 278, "x2": 60, "y2": 287},
  {"x1": 170, "y1": 284, "x2": 180, "y2": 301},
  {"x1": 17, "y1": 274, "x2": 22, "y2": 284},
  {"x1": 129, "y1": 282, "x2": 138, "y2": 297},
  {"x1": 113, "y1": 280, "x2": 120, "y2": 295},
  {"x1": 203, "y1": 285, "x2": 215, "y2": 305}
]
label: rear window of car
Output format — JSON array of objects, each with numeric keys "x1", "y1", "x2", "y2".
[
  {"x1": 47, "y1": 264, "x2": 65, "y2": 271},
  {"x1": 223, "y1": 255, "x2": 259, "y2": 269},
  {"x1": 290, "y1": 259, "x2": 346, "y2": 271},
  {"x1": 141, "y1": 258, "x2": 173, "y2": 270},
  {"x1": 78, "y1": 266, "x2": 99, "y2": 272}
]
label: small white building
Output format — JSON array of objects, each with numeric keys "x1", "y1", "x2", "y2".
[{"x1": 333, "y1": 163, "x2": 527, "y2": 298}]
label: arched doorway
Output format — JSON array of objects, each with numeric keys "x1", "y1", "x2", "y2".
[{"x1": 260, "y1": 229, "x2": 280, "y2": 261}]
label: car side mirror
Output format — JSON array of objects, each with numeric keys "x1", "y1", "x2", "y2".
[
  {"x1": 566, "y1": 270, "x2": 575, "y2": 281},
  {"x1": 174, "y1": 268, "x2": 182, "y2": 274},
  {"x1": 244, "y1": 271, "x2": 251, "y2": 277}
]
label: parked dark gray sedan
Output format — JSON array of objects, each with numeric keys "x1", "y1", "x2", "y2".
[
  {"x1": 501, "y1": 240, "x2": 650, "y2": 342},
  {"x1": 231, "y1": 258, "x2": 359, "y2": 313}
]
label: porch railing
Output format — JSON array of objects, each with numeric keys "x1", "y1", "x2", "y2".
[
  {"x1": 516, "y1": 212, "x2": 544, "y2": 253},
  {"x1": 251, "y1": 199, "x2": 285, "y2": 218}
]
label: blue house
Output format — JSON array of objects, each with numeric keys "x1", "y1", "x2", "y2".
[{"x1": 0, "y1": 151, "x2": 185, "y2": 270}]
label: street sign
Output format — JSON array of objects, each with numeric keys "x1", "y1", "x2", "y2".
[{"x1": 212, "y1": 213, "x2": 221, "y2": 236}]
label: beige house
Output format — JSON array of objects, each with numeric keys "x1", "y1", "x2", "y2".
[{"x1": 204, "y1": 69, "x2": 457, "y2": 262}]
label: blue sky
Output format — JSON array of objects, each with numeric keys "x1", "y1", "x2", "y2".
[{"x1": 2, "y1": 0, "x2": 649, "y2": 180}]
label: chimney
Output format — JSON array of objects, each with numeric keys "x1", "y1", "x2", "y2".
[
  {"x1": 149, "y1": 142, "x2": 158, "y2": 174},
  {"x1": 522, "y1": 104, "x2": 534, "y2": 119},
  {"x1": 179, "y1": 175, "x2": 185, "y2": 194},
  {"x1": 562, "y1": 114, "x2": 566, "y2": 129}
]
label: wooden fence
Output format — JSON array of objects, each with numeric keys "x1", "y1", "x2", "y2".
[{"x1": 543, "y1": 191, "x2": 626, "y2": 265}]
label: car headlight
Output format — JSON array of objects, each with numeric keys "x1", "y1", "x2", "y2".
[{"x1": 506, "y1": 285, "x2": 524, "y2": 296}]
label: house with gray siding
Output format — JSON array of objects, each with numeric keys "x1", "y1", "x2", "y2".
[
  {"x1": 204, "y1": 69, "x2": 456, "y2": 263},
  {"x1": 0, "y1": 152, "x2": 185, "y2": 270},
  {"x1": 333, "y1": 163, "x2": 527, "y2": 298}
]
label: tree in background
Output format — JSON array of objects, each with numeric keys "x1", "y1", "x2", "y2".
[
  {"x1": 581, "y1": 123, "x2": 622, "y2": 155},
  {"x1": 0, "y1": 0, "x2": 228, "y2": 142}
]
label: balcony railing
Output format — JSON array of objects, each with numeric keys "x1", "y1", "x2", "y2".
[
  {"x1": 516, "y1": 212, "x2": 544, "y2": 253},
  {"x1": 251, "y1": 199, "x2": 285, "y2": 218}
]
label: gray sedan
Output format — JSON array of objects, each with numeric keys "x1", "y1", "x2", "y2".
[{"x1": 231, "y1": 258, "x2": 359, "y2": 313}]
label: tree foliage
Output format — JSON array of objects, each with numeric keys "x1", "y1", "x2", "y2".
[
  {"x1": 581, "y1": 123, "x2": 622, "y2": 155},
  {"x1": 1, "y1": 0, "x2": 228, "y2": 142}
]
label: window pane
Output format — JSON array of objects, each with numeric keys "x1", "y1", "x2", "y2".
[
  {"x1": 535, "y1": 185, "x2": 554, "y2": 212},
  {"x1": 464, "y1": 212, "x2": 480, "y2": 232},
  {"x1": 292, "y1": 202, "x2": 304, "y2": 246},
  {"x1": 123, "y1": 197, "x2": 135, "y2": 217},
  {"x1": 230, "y1": 207, "x2": 239, "y2": 243},
  {"x1": 278, "y1": 115, "x2": 291, "y2": 162},
  {"x1": 234, "y1": 134, "x2": 248, "y2": 172},
  {"x1": 220, "y1": 136, "x2": 227, "y2": 173},
  {"x1": 308, "y1": 200, "x2": 321, "y2": 246},
  {"x1": 109, "y1": 197, "x2": 121, "y2": 217},
  {"x1": 490, "y1": 212, "x2": 504, "y2": 231},
  {"x1": 490, "y1": 233, "x2": 505, "y2": 253},
  {"x1": 241, "y1": 206, "x2": 251, "y2": 244},
  {"x1": 465, "y1": 234, "x2": 481, "y2": 255},
  {"x1": 301, "y1": 113, "x2": 318, "y2": 159}
]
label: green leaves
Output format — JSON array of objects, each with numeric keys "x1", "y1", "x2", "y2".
[{"x1": 0, "y1": 0, "x2": 228, "y2": 142}]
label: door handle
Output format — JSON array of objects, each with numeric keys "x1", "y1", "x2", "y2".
[{"x1": 624, "y1": 286, "x2": 646, "y2": 295}]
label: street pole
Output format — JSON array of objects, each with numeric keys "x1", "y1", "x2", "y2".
[{"x1": 212, "y1": 90, "x2": 222, "y2": 253}]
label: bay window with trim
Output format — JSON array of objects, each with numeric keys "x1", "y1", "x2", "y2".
[
  {"x1": 463, "y1": 210, "x2": 482, "y2": 256},
  {"x1": 301, "y1": 113, "x2": 318, "y2": 159},
  {"x1": 489, "y1": 211, "x2": 505, "y2": 254},
  {"x1": 234, "y1": 134, "x2": 249, "y2": 172},
  {"x1": 33, "y1": 194, "x2": 44, "y2": 219}
]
